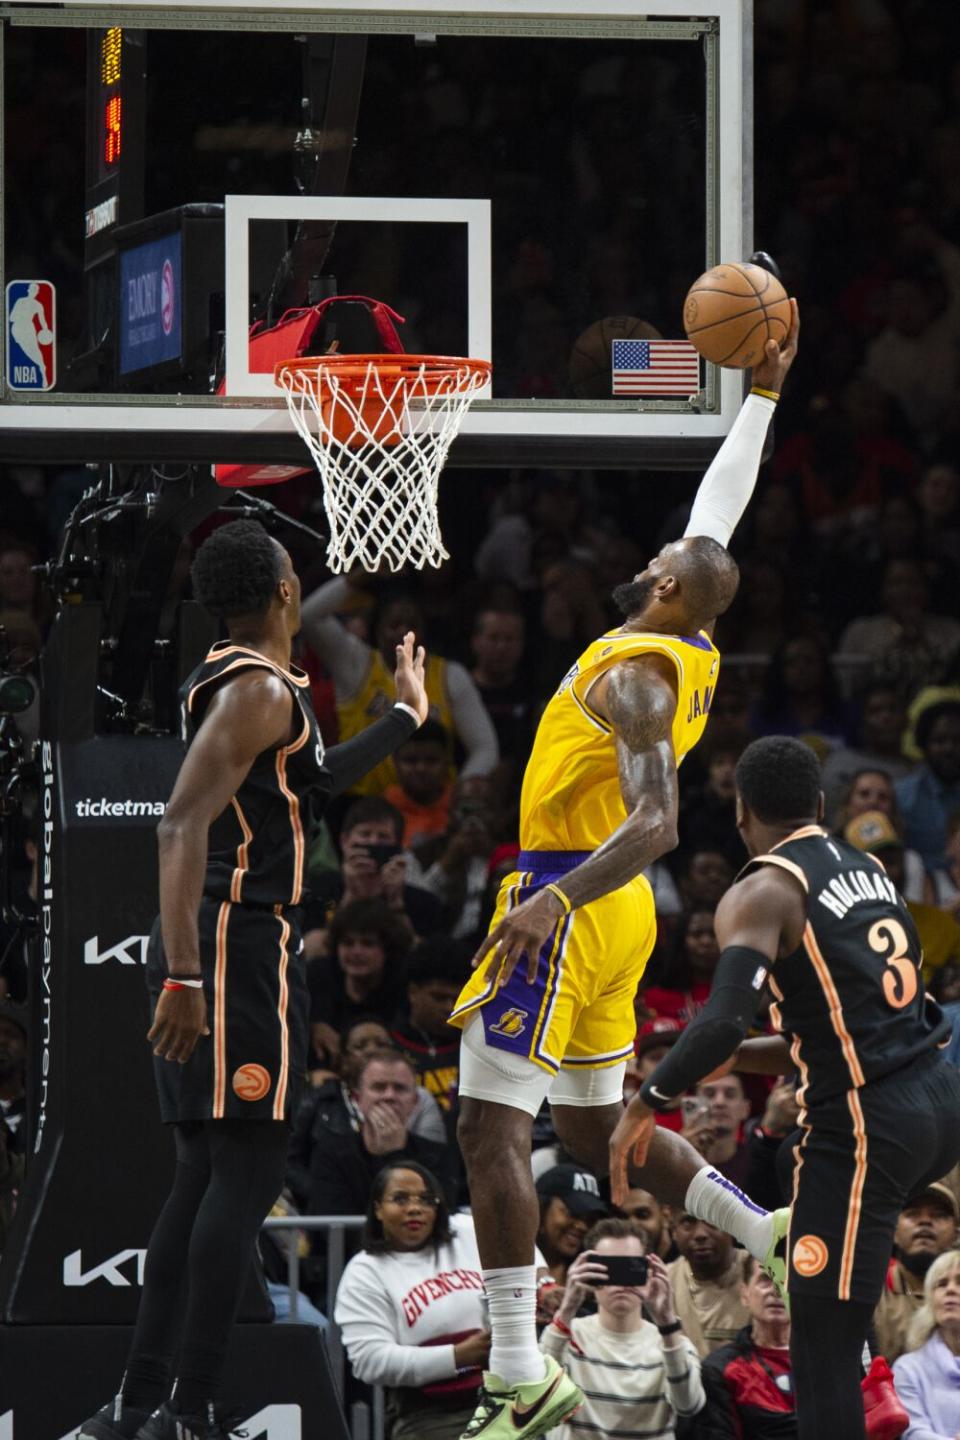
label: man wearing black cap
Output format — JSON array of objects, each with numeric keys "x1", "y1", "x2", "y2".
[{"x1": 874, "y1": 1182, "x2": 959, "y2": 1363}]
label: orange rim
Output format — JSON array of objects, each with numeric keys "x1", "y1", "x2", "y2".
[{"x1": 275, "y1": 353, "x2": 491, "y2": 398}]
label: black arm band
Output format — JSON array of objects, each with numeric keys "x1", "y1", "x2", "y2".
[
  {"x1": 639, "y1": 945, "x2": 771, "y2": 1110},
  {"x1": 324, "y1": 706, "x2": 419, "y2": 797}
]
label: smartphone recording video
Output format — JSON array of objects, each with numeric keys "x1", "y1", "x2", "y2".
[{"x1": 594, "y1": 1254, "x2": 649, "y2": 1286}]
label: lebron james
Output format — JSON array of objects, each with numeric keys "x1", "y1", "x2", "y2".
[{"x1": 451, "y1": 306, "x2": 800, "y2": 1440}]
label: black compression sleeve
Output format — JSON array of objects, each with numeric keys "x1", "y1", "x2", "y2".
[
  {"x1": 639, "y1": 945, "x2": 771, "y2": 1110},
  {"x1": 324, "y1": 706, "x2": 419, "y2": 797}
]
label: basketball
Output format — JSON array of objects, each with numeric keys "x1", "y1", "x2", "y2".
[
  {"x1": 37, "y1": 329, "x2": 53, "y2": 345},
  {"x1": 683, "y1": 262, "x2": 791, "y2": 368},
  {"x1": 568, "y1": 315, "x2": 662, "y2": 398}
]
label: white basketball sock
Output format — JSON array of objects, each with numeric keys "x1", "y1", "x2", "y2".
[
  {"x1": 685, "y1": 1164, "x2": 773, "y2": 1258},
  {"x1": 484, "y1": 1265, "x2": 546, "y2": 1385}
]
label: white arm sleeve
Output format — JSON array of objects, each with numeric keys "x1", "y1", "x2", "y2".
[
  {"x1": 445, "y1": 661, "x2": 500, "y2": 777},
  {"x1": 334, "y1": 1261, "x2": 458, "y2": 1387},
  {"x1": 684, "y1": 392, "x2": 777, "y2": 548},
  {"x1": 299, "y1": 576, "x2": 372, "y2": 700}
]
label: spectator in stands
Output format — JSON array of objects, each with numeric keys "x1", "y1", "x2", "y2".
[
  {"x1": 896, "y1": 697, "x2": 960, "y2": 871},
  {"x1": 917, "y1": 460, "x2": 960, "y2": 570},
  {"x1": 469, "y1": 606, "x2": 535, "y2": 779},
  {"x1": 334, "y1": 1162, "x2": 495, "y2": 1440},
  {"x1": 835, "y1": 769, "x2": 930, "y2": 902},
  {"x1": 288, "y1": 1016, "x2": 447, "y2": 1210},
  {"x1": 865, "y1": 243, "x2": 960, "y2": 453},
  {"x1": 384, "y1": 720, "x2": 455, "y2": 848},
  {"x1": 535, "y1": 1165, "x2": 608, "y2": 1291},
  {"x1": 668, "y1": 1215, "x2": 751, "y2": 1358},
  {"x1": 680, "y1": 746, "x2": 747, "y2": 871},
  {"x1": 300, "y1": 575, "x2": 498, "y2": 797},
  {"x1": 751, "y1": 635, "x2": 853, "y2": 758},
  {"x1": 845, "y1": 812, "x2": 960, "y2": 985},
  {"x1": 406, "y1": 778, "x2": 497, "y2": 940},
  {"x1": 874, "y1": 1182, "x2": 959, "y2": 1364},
  {"x1": 716, "y1": 558, "x2": 789, "y2": 661},
  {"x1": 892, "y1": 1250, "x2": 960, "y2": 1439},
  {"x1": 390, "y1": 938, "x2": 470, "y2": 1142},
  {"x1": 695, "y1": 1073, "x2": 753, "y2": 1189},
  {"x1": 643, "y1": 908, "x2": 720, "y2": 1023},
  {"x1": 743, "y1": 1077, "x2": 803, "y2": 1214},
  {"x1": 304, "y1": 797, "x2": 444, "y2": 954},
  {"x1": 700, "y1": 1254, "x2": 794, "y2": 1438},
  {"x1": 307, "y1": 898, "x2": 413, "y2": 1067},
  {"x1": 837, "y1": 558, "x2": 960, "y2": 697},
  {"x1": 542, "y1": 1218, "x2": 705, "y2": 1438},
  {"x1": 930, "y1": 810, "x2": 960, "y2": 913},
  {"x1": 679, "y1": 852, "x2": 735, "y2": 911},
  {"x1": 0, "y1": 538, "x2": 50, "y2": 629},
  {"x1": 303, "y1": 1049, "x2": 459, "y2": 1222},
  {"x1": 820, "y1": 684, "x2": 914, "y2": 823},
  {"x1": 615, "y1": 1188, "x2": 678, "y2": 1263},
  {"x1": 628, "y1": 1019, "x2": 686, "y2": 1132}
]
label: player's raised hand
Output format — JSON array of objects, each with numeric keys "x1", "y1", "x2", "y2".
[
  {"x1": 751, "y1": 296, "x2": 799, "y2": 394},
  {"x1": 471, "y1": 886, "x2": 568, "y2": 987},
  {"x1": 394, "y1": 630, "x2": 429, "y2": 723},
  {"x1": 609, "y1": 1094, "x2": 657, "y2": 1206}
]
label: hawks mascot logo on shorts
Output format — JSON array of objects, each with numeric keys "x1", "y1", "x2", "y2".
[
  {"x1": 792, "y1": 1233, "x2": 829, "y2": 1278},
  {"x1": 232, "y1": 1063, "x2": 272, "y2": 1102},
  {"x1": 489, "y1": 1008, "x2": 530, "y2": 1038}
]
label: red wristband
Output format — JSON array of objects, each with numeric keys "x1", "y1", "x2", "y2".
[{"x1": 162, "y1": 977, "x2": 203, "y2": 992}]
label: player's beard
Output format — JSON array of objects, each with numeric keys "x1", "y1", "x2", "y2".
[{"x1": 612, "y1": 576, "x2": 655, "y2": 619}]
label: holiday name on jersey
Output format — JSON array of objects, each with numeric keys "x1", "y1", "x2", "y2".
[{"x1": 817, "y1": 866, "x2": 900, "y2": 921}]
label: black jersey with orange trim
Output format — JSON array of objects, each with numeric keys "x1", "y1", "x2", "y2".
[
  {"x1": 739, "y1": 827, "x2": 951, "y2": 1108},
  {"x1": 181, "y1": 641, "x2": 330, "y2": 908}
]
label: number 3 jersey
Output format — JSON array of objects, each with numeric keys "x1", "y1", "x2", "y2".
[{"x1": 741, "y1": 826, "x2": 951, "y2": 1108}]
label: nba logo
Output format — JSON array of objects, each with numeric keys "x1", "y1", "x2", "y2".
[{"x1": 5, "y1": 279, "x2": 56, "y2": 390}]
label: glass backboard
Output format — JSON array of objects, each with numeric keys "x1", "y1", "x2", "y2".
[{"x1": 0, "y1": 0, "x2": 752, "y2": 468}]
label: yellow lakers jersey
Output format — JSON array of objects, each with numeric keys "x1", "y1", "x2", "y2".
[
  {"x1": 519, "y1": 628, "x2": 720, "y2": 851},
  {"x1": 337, "y1": 651, "x2": 454, "y2": 796}
]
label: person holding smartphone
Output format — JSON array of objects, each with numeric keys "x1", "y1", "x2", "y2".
[{"x1": 542, "y1": 1217, "x2": 704, "y2": 1439}]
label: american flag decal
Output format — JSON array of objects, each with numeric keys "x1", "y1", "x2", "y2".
[{"x1": 611, "y1": 339, "x2": 701, "y2": 396}]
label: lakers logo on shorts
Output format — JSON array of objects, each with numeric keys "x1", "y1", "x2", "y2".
[
  {"x1": 232, "y1": 1063, "x2": 271, "y2": 1102},
  {"x1": 792, "y1": 1233, "x2": 829, "y2": 1278},
  {"x1": 489, "y1": 1007, "x2": 530, "y2": 1038}
]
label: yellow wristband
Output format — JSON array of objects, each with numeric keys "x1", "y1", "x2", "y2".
[
  {"x1": 543, "y1": 883, "x2": 572, "y2": 915},
  {"x1": 750, "y1": 385, "x2": 780, "y2": 403}
]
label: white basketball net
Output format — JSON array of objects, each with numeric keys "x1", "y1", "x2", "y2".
[{"x1": 277, "y1": 358, "x2": 489, "y2": 572}]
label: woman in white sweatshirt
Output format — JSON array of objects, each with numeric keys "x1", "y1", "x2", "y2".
[{"x1": 336, "y1": 1161, "x2": 525, "y2": 1440}]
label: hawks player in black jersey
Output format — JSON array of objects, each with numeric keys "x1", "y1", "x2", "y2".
[
  {"x1": 610, "y1": 735, "x2": 960, "y2": 1440},
  {"x1": 81, "y1": 521, "x2": 429, "y2": 1440}
]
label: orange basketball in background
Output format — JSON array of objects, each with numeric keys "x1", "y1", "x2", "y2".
[{"x1": 683, "y1": 262, "x2": 791, "y2": 368}]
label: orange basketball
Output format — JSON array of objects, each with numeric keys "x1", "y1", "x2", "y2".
[{"x1": 683, "y1": 262, "x2": 791, "y2": 368}]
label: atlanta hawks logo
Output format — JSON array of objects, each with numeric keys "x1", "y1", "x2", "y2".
[
  {"x1": 489, "y1": 1007, "x2": 530, "y2": 1038},
  {"x1": 232, "y1": 1063, "x2": 271, "y2": 1101},
  {"x1": 792, "y1": 1233, "x2": 829, "y2": 1278}
]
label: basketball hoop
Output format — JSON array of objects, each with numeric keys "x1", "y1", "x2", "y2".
[{"x1": 274, "y1": 353, "x2": 491, "y2": 573}]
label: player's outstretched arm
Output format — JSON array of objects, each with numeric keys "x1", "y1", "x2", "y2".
[
  {"x1": 610, "y1": 870, "x2": 789, "y2": 1199},
  {"x1": 323, "y1": 632, "x2": 428, "y2": 796},
  {"x1": 471, "y1": 654, "x2": 680, "y2": 986},
  {"x1": 684, "y1": 299, "x2": 800, "y2": 551},
  {"x1": 150, "y1": 671, "x2": 293, "y2": 1064}
]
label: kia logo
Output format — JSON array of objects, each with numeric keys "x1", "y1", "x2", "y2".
[{"x1": 83, "y1": 935, "x2": 149, "y2": 966}]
